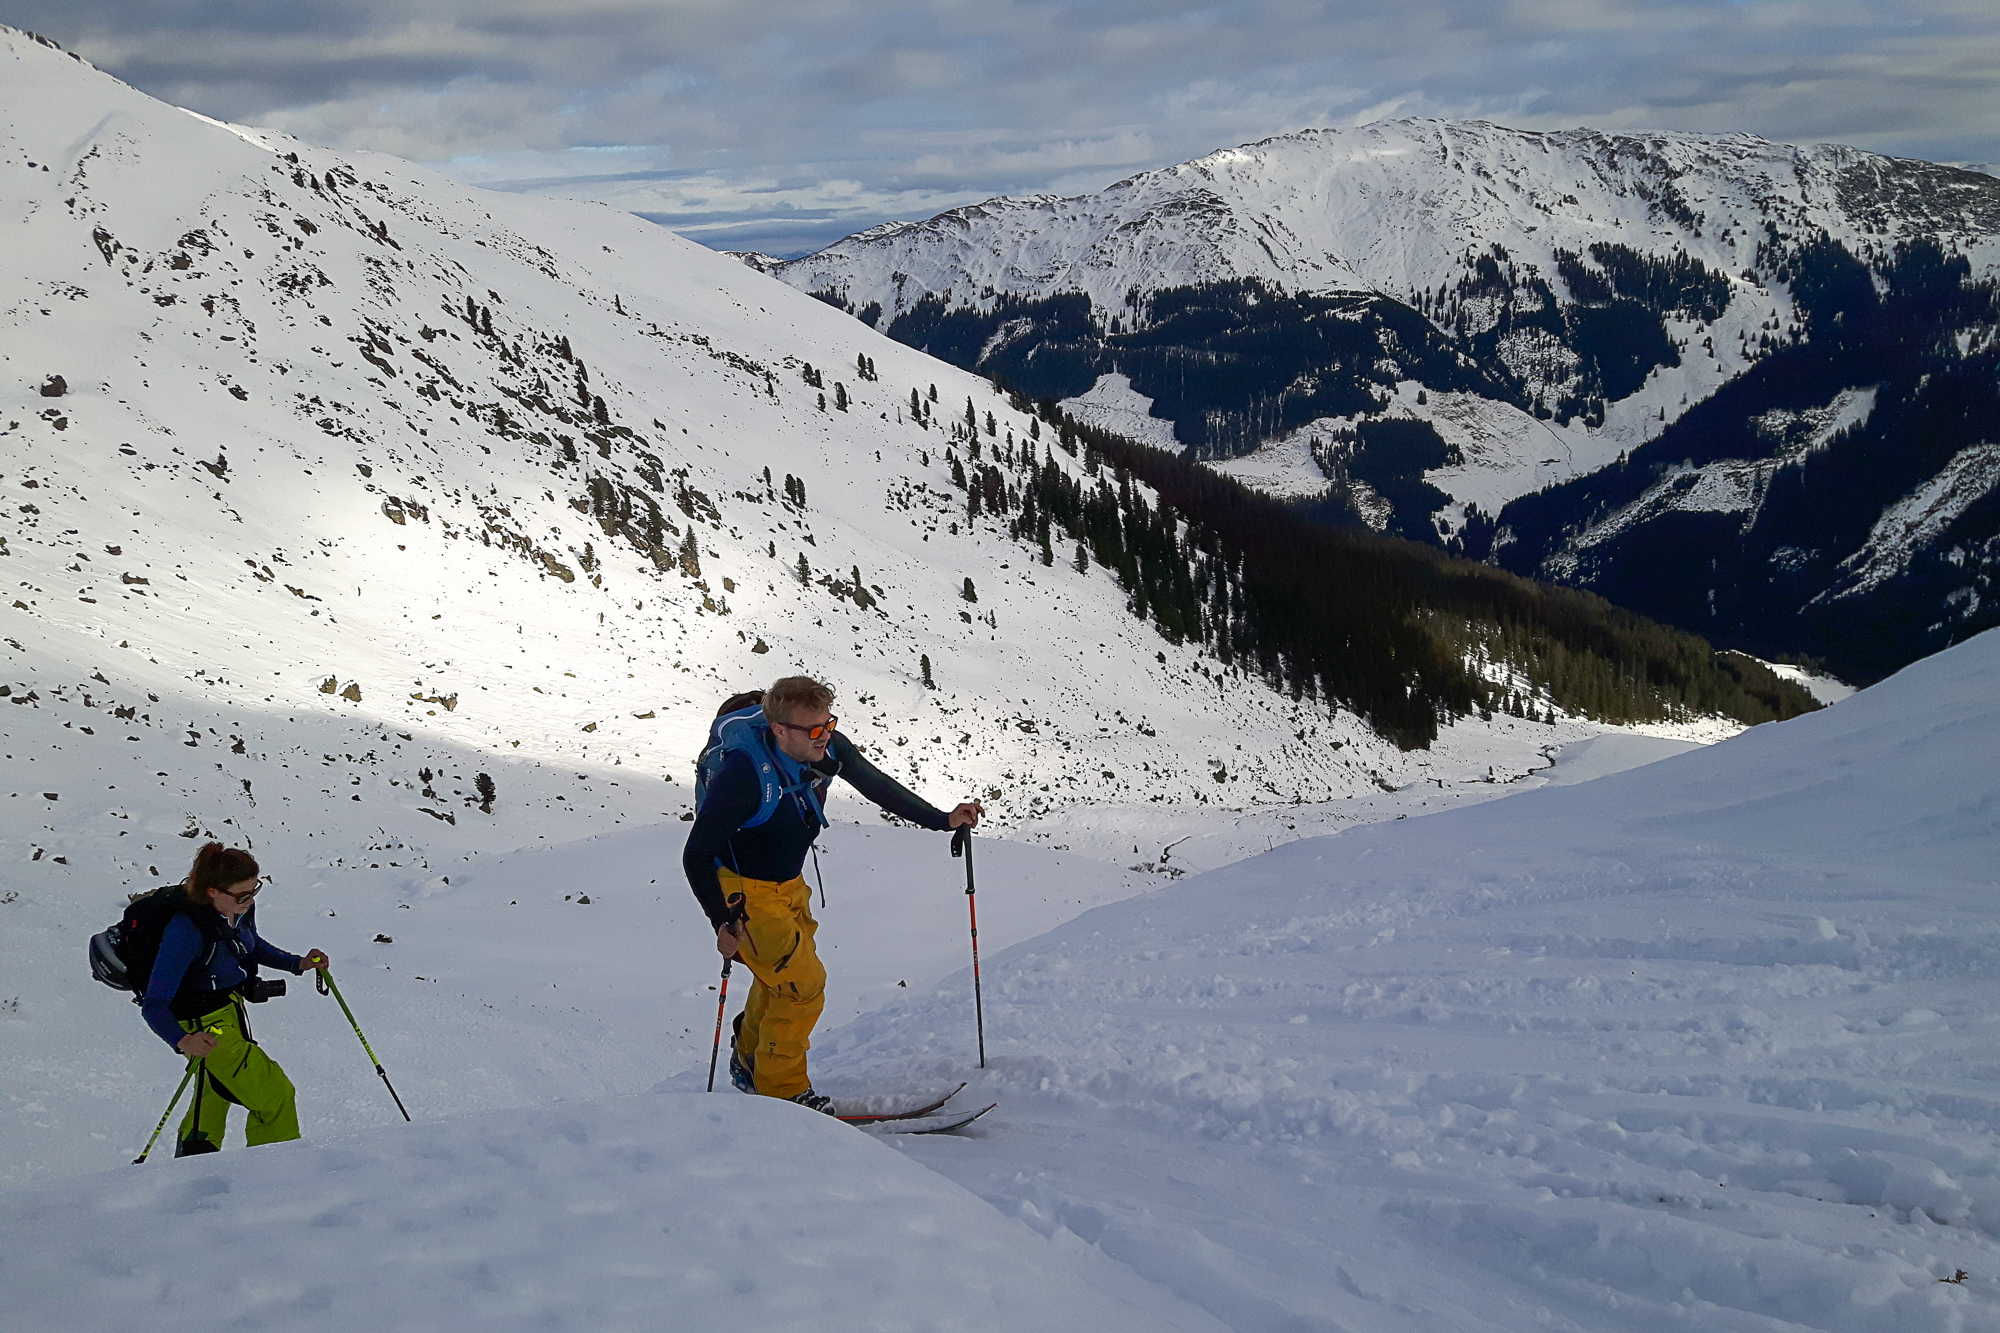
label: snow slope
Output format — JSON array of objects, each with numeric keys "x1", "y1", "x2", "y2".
[
  {"x1": 0, "y1": 1092, "x2": 1222, "y2": 1332},
  {"x1": 6, "y1": 599, "x2": 1990, "y2": 1333},
  {"x1": 816, "y1": 628, "x2": 2000, "y2": 1332},
  {"x1": 0, "y1": 23, "x2": 1733, "y2": 1183},
  {"x1": 0, "y1": 22, "x2": 1645, "y2": 891}
]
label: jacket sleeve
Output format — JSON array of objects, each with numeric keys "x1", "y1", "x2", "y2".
[
  {"x1": 141, "y1": 914, "x2": 202, "y2": 1049},
  {"x1": 244, "y1": 913, "x2": 304, "y2": 974},
  {"x1": 826, "y1": 732, "x2": 952, "y2": 831},
  {"x1": 682, "y1": 749, "x2": 763, "y2": 930}
]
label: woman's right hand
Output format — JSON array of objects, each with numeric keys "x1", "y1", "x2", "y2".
[{"x1": 177, "y1": 1030, "x2": 218, "y2": 1058}]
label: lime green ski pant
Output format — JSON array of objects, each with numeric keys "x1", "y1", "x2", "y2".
[
  {"x1": 176, "y1": 996, "x2": 300, "y2": 1154},
  {"x1": 721, "y1": 868, "x2": 826, "y2": 1100}
]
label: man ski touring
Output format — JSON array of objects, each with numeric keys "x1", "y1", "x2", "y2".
[{"x1": 685, "y1": 675, "x2": 981, "y2": 1113}]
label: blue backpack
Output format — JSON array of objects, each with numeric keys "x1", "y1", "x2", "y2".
[{"x1": 694, "y1": 694, "x2": 828, "y2": 831}]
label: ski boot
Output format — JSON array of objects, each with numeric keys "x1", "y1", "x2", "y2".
[{"x1": 728, "y1": 1013, "x2": 756, "y2": 1094}]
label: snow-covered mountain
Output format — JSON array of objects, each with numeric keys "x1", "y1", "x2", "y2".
[
  {"x1": 5, "y1": 21, "x2": 1717, "y2": 927},
  {"x1": 762, "y1": 118, "x2": 2000, "y2": 678}
]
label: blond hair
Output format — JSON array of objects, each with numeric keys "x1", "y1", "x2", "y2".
[{"x1": 763, "y1": 675, "x2": 834, "y2": 725}]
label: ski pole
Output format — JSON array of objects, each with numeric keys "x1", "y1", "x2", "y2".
[
  {"x1": 315, "y1": 967, "x2": 411, "y2": 1121},
  {"x1": 706, "y1": 957, "x2": 733, "y2": 1092},
  {"x1": 133, "y1": 1056, "x2": 202, "y2": 1164},
  {"x1": 706, "y1": 893, "x2": 749, "y2": 1093},
  {"x1": 951, "y1": 826, "x2": 985, "y2": 1069}
]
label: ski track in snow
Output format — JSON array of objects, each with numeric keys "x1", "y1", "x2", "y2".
[{"x1": 823, "y1": 633, "x2": 2000, "y2": 1333}]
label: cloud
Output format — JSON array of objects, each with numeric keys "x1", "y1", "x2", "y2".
[{"x1": 12, "y1": 0, "x2": 1998, "y2": 256}]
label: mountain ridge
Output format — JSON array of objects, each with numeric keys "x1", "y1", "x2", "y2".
[{"x1": 758, "y1": 117, "x2": 2000, "y2": 682}]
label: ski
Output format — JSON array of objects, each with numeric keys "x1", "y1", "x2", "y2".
[
  {"x1": 832, "y1": 1082, "x2": 967, "y2": 1125},
  {"x1": 859, "y1": 1103, "x2": 995, "y2": 1136}
]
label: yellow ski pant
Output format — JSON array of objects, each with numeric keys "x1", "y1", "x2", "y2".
[
  {"x1": 177, "y1": 996, "x2": 300, "y2": 1154},
  {"x1": 721, "y1": 868, "x2": 826, "y2": 1100}
]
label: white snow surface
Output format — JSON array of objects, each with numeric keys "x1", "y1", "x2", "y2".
[
  {"x1": 1819, "y1": 441, "x2": 2000, "y2": 604},
  {"x1": 9, "y1": 621, "x2": 2000, "y2": 1330},
  {"x1": 0, "y1": 1093, "x2": 1215, "y2": 1332},
  {"x1": 1545, "y1": 387, "x2": 1883, "y2": 577},
  {"x1": 1058, "y1": 372, "x2": 1184, "y2": 454},
  {"x1": 1765, "y1": 662, "x2": 1860, "y2": 706},
  {"x1": 820, "y1": 630, "x2": 2000, "y2": 1332}
]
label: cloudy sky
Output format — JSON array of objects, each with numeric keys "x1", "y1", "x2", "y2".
[{"x1": 11, "y1": 1, "x2": 1998, "y2": 257}]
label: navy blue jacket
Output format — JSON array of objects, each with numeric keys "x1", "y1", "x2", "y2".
[
  {"x1": 683, "y1": 729, "x2": 950, "y2": 930},
  {"x1": 141, "y1": 905, "x2": 302, "y2": 1048}
]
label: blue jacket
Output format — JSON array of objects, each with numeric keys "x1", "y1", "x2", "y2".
[
  {"x1": 683, "y1": 729, "x2": 950, "y2": 930},
  {"x1": 141, "y1": 906, "x2": 302, "y2": 1048}
]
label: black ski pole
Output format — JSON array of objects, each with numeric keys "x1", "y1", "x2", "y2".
[
  {"x1": 951, "y1": 826, "x2": 985, "y2": 1069},
  {"x1": 706, "y1": 957, "x2": 733, "y2": 1092},
  {"x1": 706, "y1": 893, "x2": 748, "y2": 1093},
  {"x1": 133, "y1": 1057, "x2": 201, "y2": 1164},
  {"x1": 315, "y1": 967, "x2": 411, "y2": 1121}
]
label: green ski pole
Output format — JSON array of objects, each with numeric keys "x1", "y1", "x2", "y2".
[
  {"x1": 133, "y1": 1057, "x2": 201, "y2": 1164},
  {"x1": 315, "y1": 967, "x2": 411, "y2": 1121}
]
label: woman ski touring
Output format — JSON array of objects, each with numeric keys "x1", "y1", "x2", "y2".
[
  {"x1": 685, "y1": 675, "x2": 981, "y2": 1113},
  {"x1": 139, "y1": 843, "x2": 328, "y2": 1156}
]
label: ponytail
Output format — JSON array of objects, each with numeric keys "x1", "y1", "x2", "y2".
[{"x1": 184, "y1": 841, "x2": 259, "y2": 905}]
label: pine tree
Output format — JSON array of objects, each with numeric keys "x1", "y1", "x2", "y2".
[
  {"x1": 796, "y1": 553, "x2": 811, "y2": 584},
  {"x1": 679, "y1": 530, "x2": 701, "y2": 578},
  {"x1": 834, "y1": 382, "x2": 848, "y2": 412},
  {"x1": 475, "y1": 773, "x2": 496, "y2": 813},
  {"x1": 592, "y1": 395, "x2": 609, "y2": 425},
  {"x1": 920, "y1": 654, "x2": 935, "y2": 689}
]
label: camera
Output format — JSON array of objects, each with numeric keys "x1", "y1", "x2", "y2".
[{"x1": 242, "y1": 976, "x2": 288, "y2": 1003}]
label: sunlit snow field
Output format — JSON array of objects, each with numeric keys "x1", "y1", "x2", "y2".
[{"x1": 9, "y1": 634, "x2": 2000, "y2": 1332}]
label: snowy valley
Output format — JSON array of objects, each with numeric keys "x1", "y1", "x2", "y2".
[{"x1": 5, "y1": 27, "x2": 1997, "y2": 1333}]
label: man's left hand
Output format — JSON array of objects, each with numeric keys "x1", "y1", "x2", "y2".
[{"x1": 947, "y1": 801, "x2": 983, "y2": 829}]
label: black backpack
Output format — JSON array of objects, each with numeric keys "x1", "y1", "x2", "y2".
[{"x1": 89, "y1": 885, "x2": 220, "y2": 1002}]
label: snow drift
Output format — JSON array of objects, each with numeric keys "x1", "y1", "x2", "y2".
[{"x1": 826, "y1": 628, "x2": 2000, "y2": 1331}]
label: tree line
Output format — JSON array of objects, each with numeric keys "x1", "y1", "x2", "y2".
[{"x1": 939, "y1": 390, "x2": 1818, "y2": 748}]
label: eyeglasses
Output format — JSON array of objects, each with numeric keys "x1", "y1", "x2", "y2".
[
  {"x1": 771, "y1": 715, "x2": 837, "y2": 742},
  {"x1": 215, "y1": 878, "x2": 263, "y2": 904}
]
